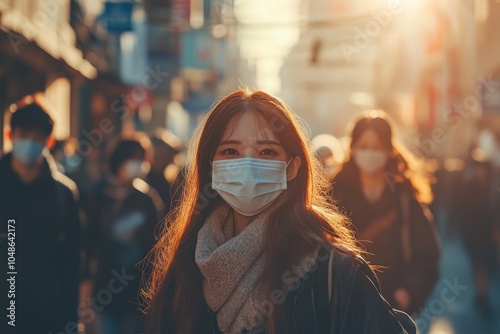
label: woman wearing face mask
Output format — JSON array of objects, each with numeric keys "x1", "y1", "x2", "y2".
[
  {"x1": 82, "y1": 134, "x2": 163, "y2": 334},
  {"x1": 144, "y1": 90, "x2": 415, "y2": 334},
  {"x1": 331, "y1": 111, "x2": 440, "y2": 316}
]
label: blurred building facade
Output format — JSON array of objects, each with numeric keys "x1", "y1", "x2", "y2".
[
  {"x1": 79, "y1": 0, "x2": 253, "y2": 142},
  {"x1": 0, "y1": 0, "x2": 97, "y2": 154},
  {"x1": 281, "y1": 0, "x2": 388, "y2": 136},
  {"x1": 281, "y1": 0, "x2": 499, "y2": 160}
]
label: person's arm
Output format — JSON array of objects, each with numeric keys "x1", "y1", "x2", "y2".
[
  {"x1": 334, "y1": 257, "x2": 415, "y2": 334},
  {"x1": 60, "y1": 184, "x2": 83, "y2": 326}
]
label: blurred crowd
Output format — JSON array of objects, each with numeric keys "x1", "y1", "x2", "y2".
[{"x1": 0, "y1": 97, "x2": 499, "y2": 334}]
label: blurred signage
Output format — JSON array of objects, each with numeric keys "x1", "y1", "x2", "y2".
[
  {"x1": 101, "y1": 2, "x2": 134, "y2": 33},
  {"x1": 181, "y1": 29, "x2": 212, "y2": 70},
  {"x1": 172, "y1": 0, "x2": 191, "y2": 28}
]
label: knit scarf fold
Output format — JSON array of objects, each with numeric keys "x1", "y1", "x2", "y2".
[{"x1": 195, "y1": 201, "x2": 319, "y2": 334}]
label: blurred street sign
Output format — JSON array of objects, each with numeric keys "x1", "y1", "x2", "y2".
[
  {"x1": 100, "y1": 2, "x2": 134, "y2": 33},
  {"x1": 181, "y1": 29, "x2": 212, "y2": 70}
]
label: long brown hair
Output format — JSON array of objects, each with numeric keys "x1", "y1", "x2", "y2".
[
  {"x1": 336, "y1": 110, "x2": 433, "y2": 204},
  {"x1": 143, "y1": 89, "x2": 361, "y2": 333}
]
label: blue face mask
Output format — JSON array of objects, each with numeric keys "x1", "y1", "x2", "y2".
[{"x1": 12, "y1": 139, "x2": 45, "y2": 165}]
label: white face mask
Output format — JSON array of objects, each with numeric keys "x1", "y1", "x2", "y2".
[
  {"x1": 123, "y1": 160, "x2": 150, "y2": 181},
  {"x1": 354, "y1": 149, "x2": 388, "y2": 174},
  {"x1": 212, "y1": 157, "x2": 290, "y2": 216}
]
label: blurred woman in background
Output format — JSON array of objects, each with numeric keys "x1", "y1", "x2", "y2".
[
  {"x1": 331, "y1": 110, "x2": 440, "y2": 316},
  {"x1": 144, "y1": 90, "x2": 415, "y2": 334}
]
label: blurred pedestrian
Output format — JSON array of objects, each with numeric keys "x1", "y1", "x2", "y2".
[
  {"x1": 311, "y1": 133, "x2": 345, "y2": 182},
  {"x1": 147, "y1": 129, "x2": 182, "y2": 212},
  {"x1": 450, "y1": 150, "x2": 496, "y2": 316},
  {"x1": 331, "y1": 110, "x2": 440, "y2": 316},
  {"x1": 144, "y1": 90, "x2": 415, "y2": 334},
  {"x1": 50, "y1": 137, "x2": 82, "y2": 176},
  {"x1": 83, "y1": 134, "x2": 161, "y2": 334},
  {"x1": 0, "y1": 98, "x2": 82, "y2": 333}
]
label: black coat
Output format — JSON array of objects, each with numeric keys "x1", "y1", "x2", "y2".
[
  {"x1": 0, "y1": 152, "x2": 82, "y2": 334},
  {"x1": 331, "y1": 173, "x2": 440, "y2": 315},
  {"x1": 196, "y1": 243, "x2": 415, "y2": 334}
]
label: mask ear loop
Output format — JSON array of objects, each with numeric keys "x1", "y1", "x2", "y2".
[{"x1": 285, "y1": 156, "x2": 295, "y2": 179}]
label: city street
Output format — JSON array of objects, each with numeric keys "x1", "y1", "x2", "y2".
[{"x1": 1, "y1": 1, "x2": 499, "y2": 333}]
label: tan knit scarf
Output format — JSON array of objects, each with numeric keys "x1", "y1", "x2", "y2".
[{"x1": 195, "y1": 201, "x2": 319, "y2": 334}]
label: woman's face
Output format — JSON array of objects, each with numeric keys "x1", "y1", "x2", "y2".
[
  {"x1": 213, "y1": 111, "x2": 288, "y2": 162},
  {"x1": 210, "y1": 110, "x2": 302, "y2": 217},
  {"x1": 351, "y1": 129, "x2": 391, "y2": 175}
]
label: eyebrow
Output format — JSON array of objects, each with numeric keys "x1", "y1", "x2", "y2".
[{"x1": 218, "y1": 139, "x2": 282, "y2": 146}]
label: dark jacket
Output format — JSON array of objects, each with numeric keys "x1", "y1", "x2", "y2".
[
  {"x1": 0, "y1": 152, "x2": 82, "y2": 334},
  {"x1": 331, "y1": 173, "x2": 440, "y2": 315},
  {"x1": 196, "y1": 243, "x2": 415, "y2": 334}
]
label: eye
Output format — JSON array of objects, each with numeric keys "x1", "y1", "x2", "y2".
[
  {"x1": 221, "y1": 148, "x2": 239, "y2": 155},
  {"x1": 259, "y1": 148, "x2": 276, "y2": 156}
]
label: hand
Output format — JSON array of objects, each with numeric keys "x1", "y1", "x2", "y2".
[
  {"x1": 394, "y1": 288, "x2": 411, "y2": 311},
  {"x1": 79, "y1": 279, "x2": 93, "y2": 306},
  {"x1": 78, "y1": 280, "x2": 100, "y2": 332}
]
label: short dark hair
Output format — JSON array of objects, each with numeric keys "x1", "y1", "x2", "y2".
[
  {"x1": 10, "y1": 102, "x2": 54, "y2": 137},
  {"x1": 109, "y1": 139, "x2": 146, "y2": 175}
]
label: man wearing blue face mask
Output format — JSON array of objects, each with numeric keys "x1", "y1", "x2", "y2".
[{"x1": 0, "y1": 100, "x2": 82, "y2": 334}]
